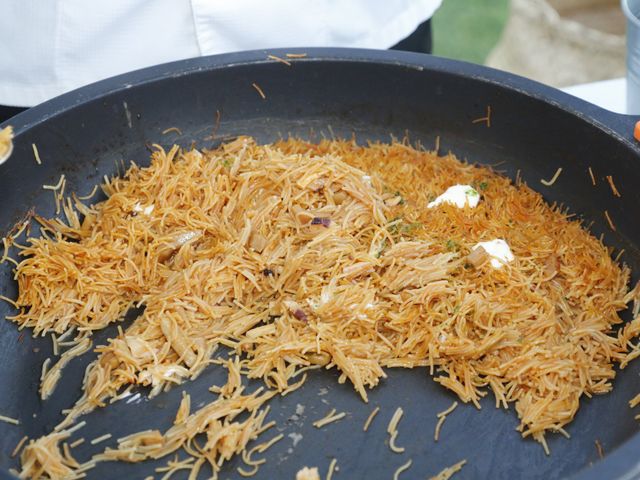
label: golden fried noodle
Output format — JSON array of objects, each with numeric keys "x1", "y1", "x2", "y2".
[
  {"x1": 0, "y1": 125, "x2": 14, "y2": 164},
  {"x1": 4, "y1": 137, "x2": 639, "y2": 478}
]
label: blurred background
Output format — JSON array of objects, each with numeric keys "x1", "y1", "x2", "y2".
[
  {"x1": 0, "y1": 0, "x2": 637, "y2": 119},
  {"x1": 433, "y1": 0, "x2": 635, "y2": 113},
  {"x1": 434, "y1": 0, "x2": 625, "y2": 86}
]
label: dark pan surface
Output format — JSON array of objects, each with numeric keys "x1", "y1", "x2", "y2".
[{"x1": 0, "y1": 49, "x2": 639, "y2": 480}]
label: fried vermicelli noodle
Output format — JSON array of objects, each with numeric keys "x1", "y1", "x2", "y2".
[
  {"x1": 4, "y1": 137, "x2": 640, "y2": 478},
  {"x1": 0, "y1": 125, "x2": 13, "y2": 163}
]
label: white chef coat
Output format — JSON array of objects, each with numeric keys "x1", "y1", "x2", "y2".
[{"x1": 0, "y1": 0, "x2": 441, "y2": 107}]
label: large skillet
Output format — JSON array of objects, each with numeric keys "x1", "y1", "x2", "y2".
[{"x1": 0, "y1": 49, "x2": 639, "y2": 480}]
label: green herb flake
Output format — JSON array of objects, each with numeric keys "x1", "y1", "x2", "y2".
[
  {"x1": 446, "y1": 239, "x2": 458, "y2": 251},
  {"x1": 394, "y1": 191, "x2": 405, "y2": 205},
  {"x1": 478, "y1": 181, "x2": 488, "y2": 191},
  {"x1": 401, "y1": 222, "x2": 422, "y2": 234},
  {"x1": 375, "y1": 239, "x2": 388, "y2": 258},
  {"x1": 387, "y1": 217, "x2": 403, "y2": 236},
  {"x1": 465, "y1": 188, "x2": 479, "y2": 197}
]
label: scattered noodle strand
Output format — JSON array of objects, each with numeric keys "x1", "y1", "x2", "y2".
[
  {"x1": 471, "y1": 105, "x2": 491, "y2": 127},
  {"x1": 393, "y1": 459, "x2": 412, "y2": 480},
  {"x1": 389, "y1": 431, "x2": 405, "y2": 454},
  {"x1": 437, "y1": 401, "x2": 458, "y2": 418},
  {"x1": 606, "y1": 175, "x2": 621, "y2": 197},
  {"x1": 32, "y1": 143, "x2": 42, "y2": 165},
  {"x1": 90, "y1": 433, "x2": 112, "y2": 445},
  {"x1": 386, "y1": 407, "x2": 405, "y2": 453},
  {"x1": 42, "y1": 174, "x2": 65, "y2": 190},
  {"x1": 162, "y1": 127, "x2": 183, "y2": 136},
  {"x1": 77, "y1": 185, "x2": 99, "y2": 201},
  {"x1": 0, "y1": 414, "x2": 20, "y2": 425},
  {"x1": 267, "y1": 54, "x2": 292, "y2": 66},
  {"x1": 434, "y1": 416, "x2": 446, "y2": 441},
  {"x1": 69, "y1": 438, "x2": 85, "y2": 449},
  {"x1": 429, "y1": 460, "x2": 467, "y2": 480},
  {"x1": 326, "y1": 458, "x2": 338, "y2": 480},
  {"x1": 11, "y1": 436, "x2": 28, "y2": 457},
  {"x1": 363, "y1": 406, "x2": 380, "y2": 431},
  {"x1": 251, "y1": 83, "x2": 266, "y2": 100},
  {"x1": 595, "y1": 439, "x2": 604, "y2": 459},
  {"x1": 540, "y1": 168, "x2": 563, "y2": 186},
  {"x1": 604, "y1": 210, "x2": 616, "y2": 231},
  {"x1": 386, "y1": 407, "x2": 403, "y2": 434},
  {"x1": 238, "y1": 463, "x2": 260, "y2": 477},
  {"x1": 313, "y1": 409, "x2": 346, "y2": 429}
]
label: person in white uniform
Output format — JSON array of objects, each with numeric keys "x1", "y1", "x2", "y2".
[{"x1": 0, "y1": 0, "x2": 441, "y2": 121}]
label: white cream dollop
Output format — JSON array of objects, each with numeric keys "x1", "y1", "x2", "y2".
[
  {"x1": 133, "y1": 202, "x2": 155, "y2": 215},
  {"x1": 472, "y1": 239, "x2": 514, "y2": 269},
  {"x1": 428, "y1": 184, "x2": 480, "y2": 209},
  {"x1": 175, "y1": 230, "x2": 199, "y2": 245}
]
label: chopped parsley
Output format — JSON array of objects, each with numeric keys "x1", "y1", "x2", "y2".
[
  {"x1": 387, "y1": 217, "x2": 403, "y2": 235},
  {"x1": 401, "y1": 222, "x2": 422, "y2": 234},
  {"x1": 388, "y1": 217, "x2": 422, "y2": 237},
  {"x1": 375, "y1": 239, "x2": 388, "y2": 258}
]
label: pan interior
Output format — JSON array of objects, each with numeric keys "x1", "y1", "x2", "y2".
[{"x1": 1, "y1": 55, "x2": 639, "y2": 480}]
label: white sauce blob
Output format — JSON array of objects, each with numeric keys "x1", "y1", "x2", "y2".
[
  {"x1": 472, "y1": 239, "x2": 514, "y2": 269},
  {"x1": 428, "y1": 184, "x2": 480, "y2": 209},
  {"x1": 133, "y1": 202, "x2": 155, "y2": 215},
  {"x1": 175, "y1": 231, "x2": 199, "y2": 245}
]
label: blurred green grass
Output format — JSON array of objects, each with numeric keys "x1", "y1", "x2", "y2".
[{"x1": 433, "y1": 0, "x2": 510, "y2": 64}]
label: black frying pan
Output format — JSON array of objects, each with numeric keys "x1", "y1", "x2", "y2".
[{"x1": 1, "y1": 49, "x2": 639, "y2": 480}]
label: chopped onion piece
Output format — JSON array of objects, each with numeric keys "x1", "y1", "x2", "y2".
[{"x1": 310, "y1": 217, "x2": 331, "y2": 228}]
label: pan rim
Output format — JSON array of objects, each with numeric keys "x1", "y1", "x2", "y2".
[{"x1": 1, "y1": 47, "x2": 638, "y2": 153}]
